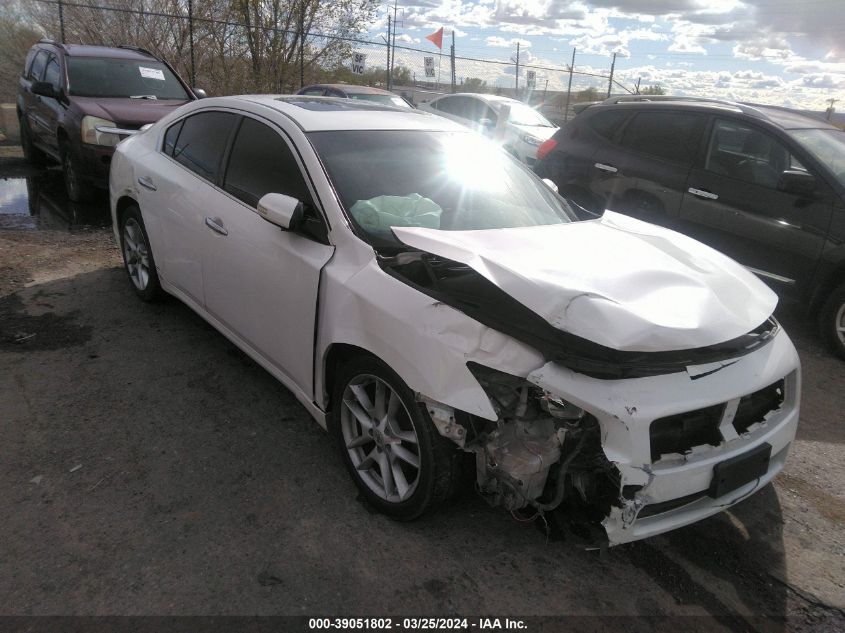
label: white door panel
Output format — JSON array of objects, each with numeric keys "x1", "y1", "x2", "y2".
[
  {"x1": 202, "y1": 197, "x2": 334, "y2": 394},
  {"x1": 139, "y1": 152, "x2": 208, "y2": 305}
]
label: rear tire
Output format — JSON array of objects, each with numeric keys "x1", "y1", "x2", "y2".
[
  {"x1": 820, "y1": 282, "x2": 845, "y2": 360},
  {"x1": 119, "y1": 205, "x2": 164, "y2": 302},
  {"x1": 329, "y1": 355, "x2": 464, "y2": 521},
  {"x1": 19, "y1": 116, "x2": 47, "y2": 166}
]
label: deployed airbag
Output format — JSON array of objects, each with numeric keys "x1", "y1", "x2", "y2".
[{"x1": 349, "y1": 194, "x2": 442, "y2": 235}]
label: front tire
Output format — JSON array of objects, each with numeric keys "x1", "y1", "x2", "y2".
[
  {"x1": 60, "y1": 142, "x2": 93, "y2": 202},
  {"x1": 329, "y1": 356, "x2": 463, "y2": 521},
  {"x1": 119, "y1": 205, "x2": 164, "y2": 302},
  {"x1": 820, "y1": 282, "x2": 845, "y2": 360}
]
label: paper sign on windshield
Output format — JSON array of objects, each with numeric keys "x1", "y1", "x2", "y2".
[{"x1": 139, "y1": 66, "x2": 165, "y2": 81}]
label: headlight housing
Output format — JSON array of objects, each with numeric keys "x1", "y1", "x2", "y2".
[
  {"x1": 81, "y1": 116, "x2": 119, "y2": 147},
  {"x1": 520, "y1": 133, "x2": 542, "y2": 146}
]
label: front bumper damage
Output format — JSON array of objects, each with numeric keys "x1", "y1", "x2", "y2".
[{"x1": 422, "y1": 328, "x2": 800, "y2": 547}]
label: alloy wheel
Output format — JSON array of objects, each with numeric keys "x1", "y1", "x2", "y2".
[
  {"x1": 123, "y1": 218, "x2": 151, "y2": 291},
  {"x1": 340, "y1": 374, "x2": 421, "y2": 503},
  {"x1": 836, "y1": 302, "x2": 845, "y2": 346}
]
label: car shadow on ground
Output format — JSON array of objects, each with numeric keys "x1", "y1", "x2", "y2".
[{"x1": 6, "y1": 267, "x2": 839, "y2": 630}]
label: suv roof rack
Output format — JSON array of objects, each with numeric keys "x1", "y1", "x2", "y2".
[
  {"x1": 118, "y1": 44, "x2": 157, "y2": 59},
  {"x1": 601, "y1": 95, "x2": 770, "y2": 120},
  {"x1": 37, "y1": 38, "x2": 67, "y2": 53}
]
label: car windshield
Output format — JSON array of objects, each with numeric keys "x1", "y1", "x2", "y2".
[
  {"x1": 347, "y1": 93, "x2": 412, "y2": 108},
  {"x1": 506, "y1": 103, "x2": 554, "y2": 127},
  {"x1": 309, "y1": 130, "x2": 575, "y2": 247},
  {"x1": 788, "y1": 128, "x2": 845, "y2": 188},
  {"x1": 67, "y1": 58, "x2": 190, "y2": 100}
]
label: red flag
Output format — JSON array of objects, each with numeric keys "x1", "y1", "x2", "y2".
[{"x1": 425, "y1": 27, "x2": 444, "y2": 49}]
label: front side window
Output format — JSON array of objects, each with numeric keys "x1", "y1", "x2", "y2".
[
  {"x1": 28, "y1": 50, "x2": 49, "y2": 81},
  {"x1": 67, "y1": 58, "x2": 190, "y2": 100},
  {"x1": 309, "y1": 130, "x2": 575, "y2": 247},
  {"x1": 620, "y1": 111, "x2": 705, "y2": 164},
  {"x1": 172, "y1": 111, "x2": 237, "y2": 182},
  {"x1": 162, "y1": 119, "x2": 183, "y2": 157},
  {"x1": 223, "y1": 117, "x2": 311, "y2": 207},
  {"x1": 789, "y1": 128, "x2": 845, "y2": 189},
  {"x1": 707, "y1": 120, "x2": 802, "y2": 189},
  {"x1": 43, "y1": 56, "x2": 61, "y2": 90}
]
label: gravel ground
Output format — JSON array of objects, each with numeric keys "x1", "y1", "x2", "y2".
[{"x1": 1, "y1": 147, "x2": 843, "y2": 631}]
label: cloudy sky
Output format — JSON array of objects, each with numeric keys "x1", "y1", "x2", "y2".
[{"x1": 365, "y1": 0, "x2": 845, "y2": 110}]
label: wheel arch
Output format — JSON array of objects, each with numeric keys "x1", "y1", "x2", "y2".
[
  {"x1": 115, "y1": 195, "x2": 139, "y2": 229},
  {"x1": 321, "y1": 343, "x2": 381, "y2": 413},
  {"x1": 809, "y1": 258, "x2": 845, "y2": 315}
]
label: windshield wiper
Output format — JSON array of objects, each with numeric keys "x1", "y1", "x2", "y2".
[{"x1": 130, "y1": 95, "x2": 158, "y2": 100}]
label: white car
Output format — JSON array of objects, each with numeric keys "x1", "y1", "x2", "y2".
[
  {"x1": 419, "y1": 93, "x2": 558, "y2": 165},
  {"x1": 110, "y1": 95, "x2": 800, "y2": 546}
]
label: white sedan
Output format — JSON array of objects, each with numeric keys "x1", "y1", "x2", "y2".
[
  {"x1": 110, "y1": 95, "x2": 800, "y2": 546},
  {"x1": 419, "y1": 93, "x2": 557, "y2": 165}
]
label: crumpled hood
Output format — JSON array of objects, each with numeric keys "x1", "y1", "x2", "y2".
[
  {"x1": 391, "y1": 211, "x2": 778, "y2": 352},
  {"x1": 73, "y1": 97, "x2": 190, "y2": 126}
]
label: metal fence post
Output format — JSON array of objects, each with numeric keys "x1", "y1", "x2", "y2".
[
  {"x1": 564, "y1": 47, "x2": 575, "y2": 122},
  {"x1": 514, "y1": 41, "x2": 520, "y2": 97},
  {"x1": 58, "y1": 0, "x2": 66, "y2": 42},
  {"x1": 386, "y1": 14, "x2": 392, "y2": 89},
  {"x1": 450, "y1": 31, "x2": 456, "y2": 93},
  {"x1": 187, "y1": 0, "x2": 196, "y2": 87}
]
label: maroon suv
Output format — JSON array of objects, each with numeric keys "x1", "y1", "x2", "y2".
[{"x1": 17, "y1": 41, "x2": 202, "y2": 201}]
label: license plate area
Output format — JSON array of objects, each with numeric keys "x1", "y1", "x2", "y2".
[{"x1": 708, "y1": 443, "x2": 772, "y2": 498}]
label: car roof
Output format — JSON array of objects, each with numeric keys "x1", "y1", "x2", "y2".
[
  {"x1": 308, "y1": 84, "x2": 395, "y2": 96},
  {"x1": 593, "y1": 99, "x2": 838, "y2": 131},
  {"x1": 41, "y1": 43, "x2": 158, "y2": 61},
  {"x1": 222, "y1": 95, "x2": 466, "y2": 132},
  {"x1": 437, "y1": 93, "x2": 520, "y2": 105}
]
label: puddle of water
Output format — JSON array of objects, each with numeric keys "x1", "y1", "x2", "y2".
[{"x1": 0, "y1": 169, "x2": 111, "y2": 231}]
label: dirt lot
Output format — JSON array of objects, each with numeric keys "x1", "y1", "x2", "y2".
[{"x1": 1, "y1": 147, "x2": 844, "y2": 631}]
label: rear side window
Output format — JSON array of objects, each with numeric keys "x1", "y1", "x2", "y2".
[
  {"x1": 620, "y1": 112, "x2": 705, "y2": 164},
  {"x1": 162, "y1": 119, "x2": 184, "y2": 157},
  {"x1": 172, "y1": 111, "x2": 237, "y2": 182},
  {"x1": 28, "y1": 50, "x2": 49, "y2": 81},
  {"x1": 435, "y1": 96, "x2": 470, "y2": 118},
  {"x1": 223, "y1": 117, "x2": 311, "y2": 207},
  {"x1": 587, "y1": 110, "x2": 628, "y2": 140}
]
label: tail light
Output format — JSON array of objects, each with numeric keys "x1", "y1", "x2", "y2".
[{"x1": 536, "y1": 138, "x2": 558, "y2": 161}]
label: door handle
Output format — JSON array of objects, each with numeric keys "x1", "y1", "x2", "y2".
[
  {"x1": 594, "y1": 163, "x2": 618, "y2": 173},
  {"x1": 688, "y1": 187, "x2": 719, "y2": 200},
  {"x1": 137, "y1": 176, "x2": 157, "y2": 191},
  {"x1": 204, "y1": 216, "x2": 228, "y2": 236}
]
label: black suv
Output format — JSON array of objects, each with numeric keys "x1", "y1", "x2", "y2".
[
  {"x1": 535, "y1": 97, "x2": 845, "y2": 359},
  {"x1": 18, "y1": 40, "x2": 200, "y2": 201}
]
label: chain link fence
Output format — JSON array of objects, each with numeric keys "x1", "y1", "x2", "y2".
[{"x1": 28, "y1": 0, "x2": 635, "y2": 124}]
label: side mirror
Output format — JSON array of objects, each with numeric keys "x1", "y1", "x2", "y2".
[
  {"x1": 542, "y1": 178, "x2": 559, "y2": 193},
  {"x1": 193, "y1": 87, "x2": 207, "y2": 99},
  {"x1": 257, "y1": 193, "x2": 303, "y2": 231},
  {"x1": 32, "y1": 81, "x2": 59, "y2": 99},
  {"x1": 778, "y1": 169, "x2": 816, "y2": 196}
]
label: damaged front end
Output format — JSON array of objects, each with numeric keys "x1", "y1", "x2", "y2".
[
  {"x1": 373, "y1": 219, "x2": 799, "y2": 546},
  {"x1": 422, "y1": 363, "x2": 622, "y2": 546}
]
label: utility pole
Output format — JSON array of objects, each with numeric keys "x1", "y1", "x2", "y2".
[
  {"x1": 450, "y1": 30, "x2": 456, "y2": 93},
  {"x1": 607, "y1": 52, "x2": 617, "y2": 99},
  {"x1": 564, "y1": 47, "x2": 575, "y2": 123},
  {"x1": 513, "y1": 41, "x2": 520, "y2": 96},
  {"x1": 635, "y1": 77, "x2": 641, "y2": 95},
  {"x1": 827, "y1": 98, "x2": 838, "y2": 121}
]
